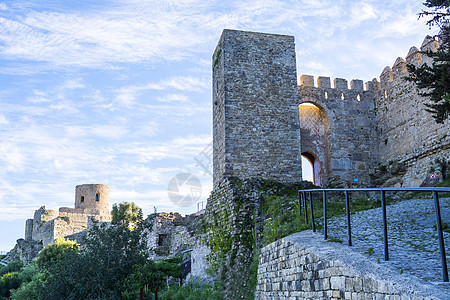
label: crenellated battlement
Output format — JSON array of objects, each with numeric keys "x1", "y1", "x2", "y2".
[
  {"x1": 300, "y1": 74, "x2": 373, "y2": 92},
  {"x1": 213, "y1": 29, "x2": 449, "y2": 189},
  {"x1": 377, "y1": 35, "x2": 439, "y2": 92}
]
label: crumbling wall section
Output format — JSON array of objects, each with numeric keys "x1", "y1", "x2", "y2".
[{"x1": 206, "y1": 177, "x2": 258, "y2": 299}]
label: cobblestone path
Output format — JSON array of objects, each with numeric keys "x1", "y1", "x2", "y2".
[{"x1": 321, "y1": 197, "x2": 450, "y2": 292}]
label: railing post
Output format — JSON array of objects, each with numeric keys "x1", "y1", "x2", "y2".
[
  {"x1": 433, "y1": 191, "x2": 449, "y2": 282},
  {"x1": 323, "y1": 190, "x2": 327, "y2": 240},
  {"x1": 309, "y1": 191, "x2": 315, "y2": 232},
  {"x1": 303, "y1": 191, "x2": 308, "y2": 223},
  {"x1": 381, "y1": 190, "x2": 389, "y2": 261},
  {"x1": 298, "y1": 191, "x2": 302, "y2": 219},
  {"x1": 345, "y1": 190, "x2": 352, "y2": 246}
]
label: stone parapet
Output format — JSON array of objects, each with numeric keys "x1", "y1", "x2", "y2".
[{"x1": 256, "y1": 231, "x2": 447, "y2": 299}]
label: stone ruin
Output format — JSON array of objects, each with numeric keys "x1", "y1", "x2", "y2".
[{"x1": 4, "y1": 184, "x2": 112, "y2": 264}]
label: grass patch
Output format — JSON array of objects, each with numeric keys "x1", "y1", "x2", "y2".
[
  {"x1": 160, "y1": 280, "x2": 223, "y2": 300},
  {"x1": 437, "y1": 177, "x2": 450, "y2": 197},
  {"x1": 261, "y1": 192, "x2": 392, "y2": 246},
  {"x1": 326, "y1": 238, "x2": 343, "y2": 243}
]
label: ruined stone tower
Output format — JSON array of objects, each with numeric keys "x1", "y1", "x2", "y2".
[
  {"x1": 75, "y1": 184, "x2": 110, "y2": 215},
  {"x1": 212, "y1": 29, "x2": 302, "y2": 188},
  {"x1": 24, "y1": 184, "x2": 112, "y2": 247}
]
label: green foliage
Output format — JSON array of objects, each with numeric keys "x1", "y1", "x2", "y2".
[
  {"x1": 10, "y1": 264, "x2": 45, "y2": 300},
  {"x1": 122, "y1": 257, "x2": 182, "y2": 299},
  {"x1": 160, "y1": 280, "x2": 223, "y2": 300},
  {"x1": 34, "y1": 222, "x2": 151, "y2": 299},
  {"x1": 111, "y1": 201, "x2": 143, "y2": 226},
  {"x1": 261, "y1": 195, "x2": 311, "y2": 245},
  {"x1": 0, "y1": 271, "x2": 20, "y2": 299},
  {"x1": 35, "y1": 238, "x2": 78, "y2": 269},
  {"x1": 213, "y1": 48, "x2": 222, "y2": 71},
  {"x1": 327, "y1": 238, "x2": 343, "y2": 243},
  {"x1": 0, "y1": 260, "x2": 23, "y2": 277},
  {"x1": 407, "y1": 1, "x2": 450, "y2": 123},
  {"x1": 364, "y1": 247, "x2": 374, "y2": 256}
]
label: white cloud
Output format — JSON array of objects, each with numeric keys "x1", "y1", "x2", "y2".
[
  {"x1": 0, "y1": 115, "x2": 8, "y2": 125},
  {"x1": 120, "y1": 134, "x2": 211, "y2": 162},
  {"x1": 0, "y1": 142, "x2": 25, "y2": 172},
  {"x1": 349, "y1": 2, "x2": 377, "y2": 26},
  {"x1": 114, "y1": 76, "x2": 208, "y2": 106},
  {"x1": 157, "y1": 94, "x2": 189, "y2": 103},
  {"x1": 90, "y1": 124, "x2": 128, "y2": 139},
  {"x1": 0, "y1": 3, "x2": 7, "y2": 11},
  {"x1": 63, "y1": 78, "x2": 85, "y2": 89}
]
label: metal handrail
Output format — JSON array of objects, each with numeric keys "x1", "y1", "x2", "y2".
[{"x1": 297, "y1": 187, "x2": 450, "y2": 282}]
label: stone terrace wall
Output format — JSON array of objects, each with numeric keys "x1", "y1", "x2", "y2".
[
  {"x1": 256, "y1": 231, "x2": 446, "y2": 299},
  {"x1": 212, "y1": 29, "x2": 302, "y2": 188},
  {"x1": 375, "y1": 36, "x2": 450, "y2": 187},
  {"x1": 298, "y1": 76, "x2": 377, "y2": 187}
]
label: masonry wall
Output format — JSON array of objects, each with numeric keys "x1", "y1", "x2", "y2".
[
  {"x1": 375, "y1": 36, "x2": 450, "y2": 187},
  {"x1": 256, "y1": 231, "x2": 446, "y2": 299},
  {"x1": 298, "y1": 76, "x2": 377, "y2": 186},
  {"x1": 205, "y1": 177, "x2": 258, "y2": 299},
  {"x1": 212, "y1": 29, "x2": 302, "y2": 188},
  {"x1": 75, "y1": 184, "x2": 110, "y2": 215}
]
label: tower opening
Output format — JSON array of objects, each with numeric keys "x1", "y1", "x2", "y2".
[
  {"x1": 302, "y1": 152, "x2": 321, "y2": 186},
  {"x1": 299, "y1": 102, "x2": 330, "y2": 186}
]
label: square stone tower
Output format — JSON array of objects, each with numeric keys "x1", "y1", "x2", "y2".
[{"x1": 213, "y1": 29, "x2": 302, "y2": 188}]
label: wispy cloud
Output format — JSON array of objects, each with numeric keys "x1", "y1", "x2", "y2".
[{"x1": 114, "y1": 76, "x2": 208, "y2": 106}]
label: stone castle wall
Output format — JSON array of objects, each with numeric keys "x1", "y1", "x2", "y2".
[
  {"x1": 212, "y1": 29, "x2": 449, "y2": 188},
  {"x1": 256, "y1": 231, "x2": 446, "y2": 299},
  {"x1": 374, "y1": 36, "x2": 450, "y2": 187},
  {"x1": 298, "y1": 75, "x2": 377, "y2": 187},
  {"x1": 213, "y1": 29, "x2": 302, "y2": 188},
  {"x1": 205, "y1": 177, "x2": 257, "y2": 299}
]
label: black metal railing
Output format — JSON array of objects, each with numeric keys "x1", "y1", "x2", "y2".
[{"x1": 297, "y1": 187, "x2": 450, "y2": 282}]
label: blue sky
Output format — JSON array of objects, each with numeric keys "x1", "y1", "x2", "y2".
[{"x1": 0, "y1": 0, "x2": 438, "y2": 251}]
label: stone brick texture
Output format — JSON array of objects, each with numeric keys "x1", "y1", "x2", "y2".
[
  {"x1": 255, "y1": 231, "x2": 446, "y2": 299},
  {"x1": 213, "y1": 29, "x2": 302, "y2": 188},
  {"x1": 213, "y1": 29, "x2": 450, "y2": 188}
]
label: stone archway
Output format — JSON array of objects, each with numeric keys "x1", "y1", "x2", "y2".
[
  {"x1": 299, "y1": 102, "x2": 331, "y2": 186},
  {"x1": 302, "y1": 152, "x2": 322, "y2": 186}
]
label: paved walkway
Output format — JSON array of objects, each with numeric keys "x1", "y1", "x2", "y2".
[{"x1": 319, "y1": 197, "x2": 450, "y2": 290}]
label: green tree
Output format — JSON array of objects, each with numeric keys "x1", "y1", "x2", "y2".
[
  {"x1": 122, "y1": 257, "x2": 182, "y2": 299},
  {"x1": 10, "y1": 264, "x2": 45, "y2": 300},
  {"x1": 111, "y1": 201, "x2": 143, "y2": 226},
  {"x1": 35, "y1": 222, "x2": 151, "y2": 299},
  {"x1": 407, "y1": 0, "x2": 450, "y2": 123},
  {"x1": 35, "y1": 238, "x2": 78, "y2": 269},
  {"x1": 0, "y1": 272, "x2": 20, "y2": 299},
  {"x1": 0, "y1": 260, "x2": 24, "y2": 299}
]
